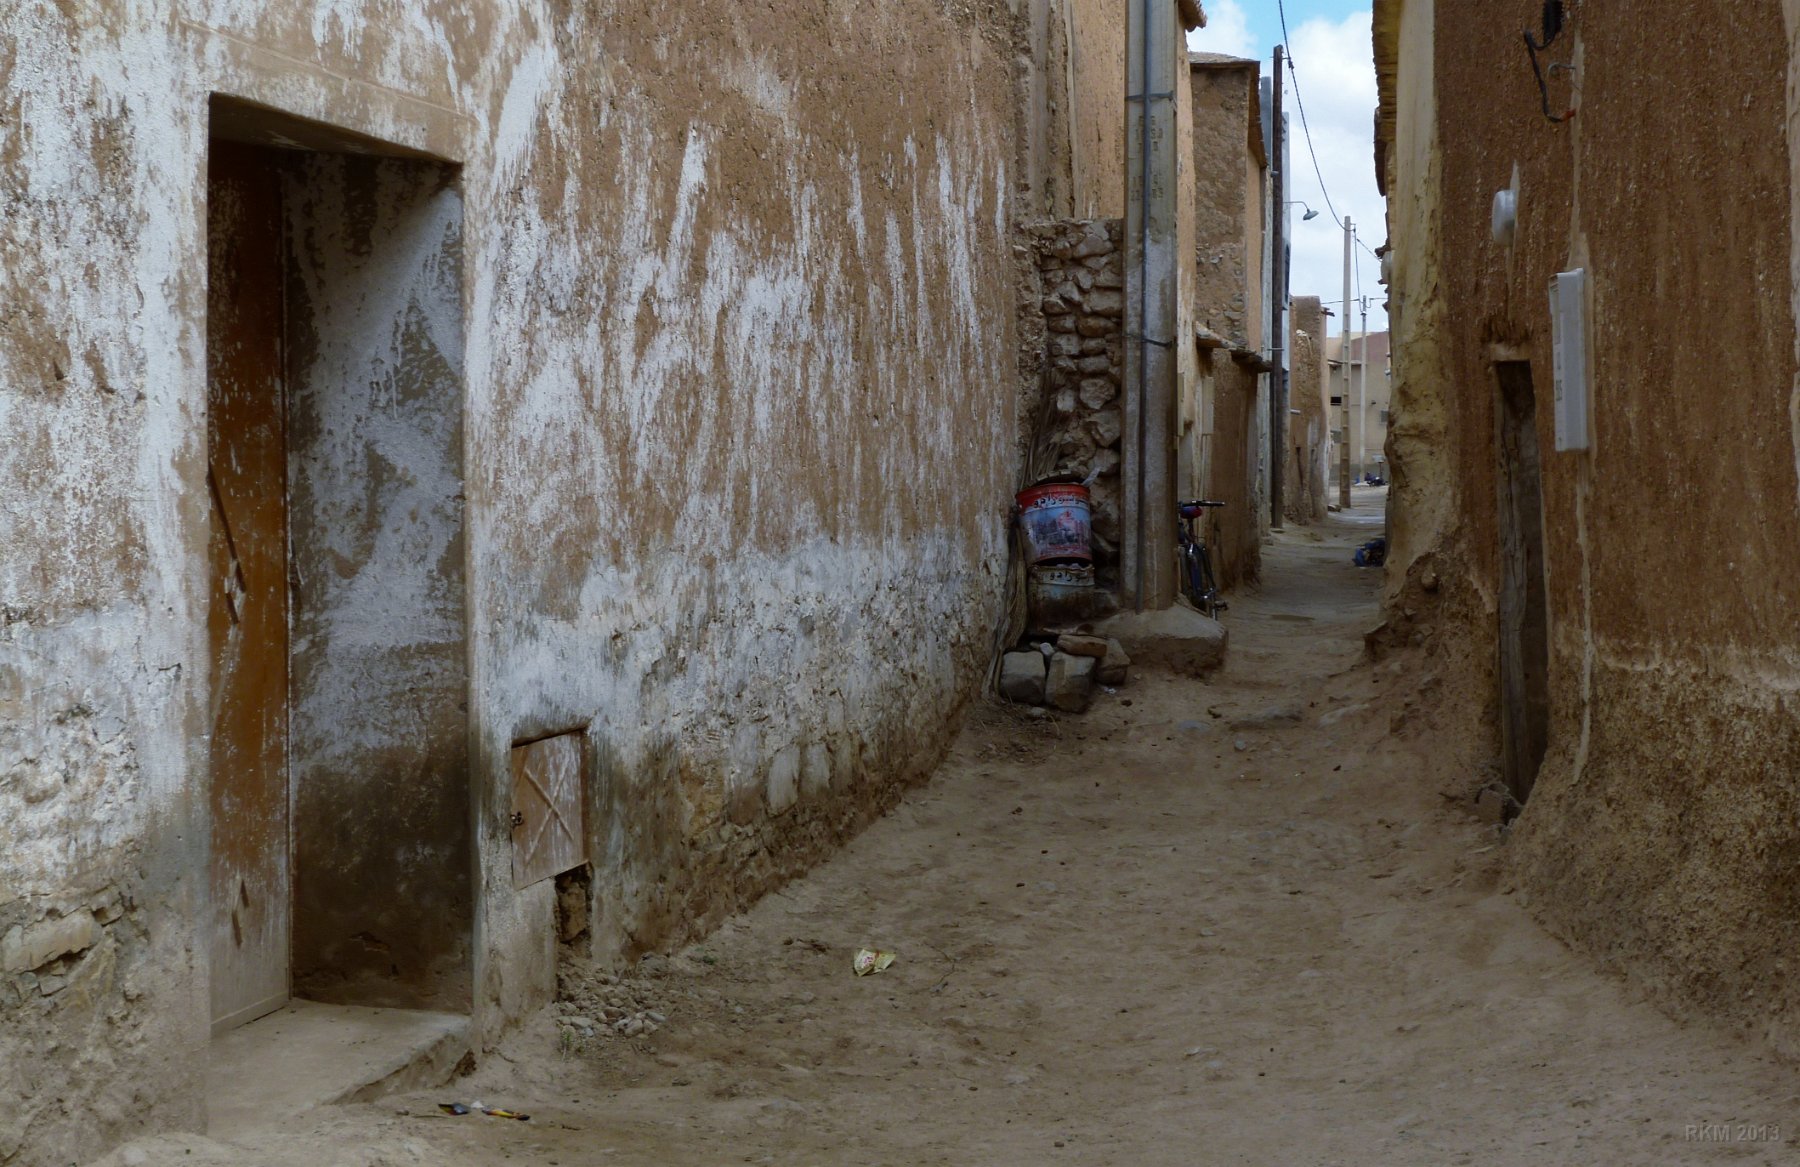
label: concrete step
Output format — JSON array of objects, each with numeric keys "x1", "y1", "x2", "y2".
[{"x1": 207, "y1": 1000, "x2": 469, "y2": 1138}]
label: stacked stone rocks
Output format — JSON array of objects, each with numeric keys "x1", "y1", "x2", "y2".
[
  {"x1": 998, "y1": 633, "x2": 1131, "y2": 714},
  {"x1": 1022, "y1": 219, "x2": 1126, "y2": 571}
]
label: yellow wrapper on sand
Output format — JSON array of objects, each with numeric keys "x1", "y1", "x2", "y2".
[{"x1": 853, "y1": 948, "x2": 897, "y2": 976}]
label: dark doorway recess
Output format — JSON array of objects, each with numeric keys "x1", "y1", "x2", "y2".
[
  {"x1": 1494, "y1": 361, "x2": 1550, "y2": 809},
  {"x1": 206, "y1": 98, "x2": 470, "y2": 1031}
]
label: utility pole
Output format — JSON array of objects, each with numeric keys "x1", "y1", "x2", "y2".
[
  {"x1": 1339, "y1": 216, "x2": 1352, "y2": 509},
  {"x1": 1356, "y1": 294, "x2": 1369, "y2": 477},
  {"x1": 1269, "y1": 46, "x2": 1286, "y2": 530}
]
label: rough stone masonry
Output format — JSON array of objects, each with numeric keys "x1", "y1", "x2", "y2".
[{"x1": 1020, "y1": 218, "x2": 1126, "y2": 574}]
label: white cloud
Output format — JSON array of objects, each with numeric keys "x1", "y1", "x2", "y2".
[
  {"x1": 1279, "y1": 10, "x2": 1386, "y2": 335},
  {"x1": 1186, "y1": 0, "x2": 1255, "y2": 59}
]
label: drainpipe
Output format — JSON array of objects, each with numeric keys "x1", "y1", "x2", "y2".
[
  {"x1": 1131, "y1": 0, "x2": 1155, "y2": 609},
  {"x1": 1269, "y1": 46, "x2": 1286, "y2": 530},
  {"x1": 1340, "y1": 216, "x2": 1354, "y2": 508},
  {"x1": 1357, "y1": 295, "x2": 1369, "y2": 477},
  {"x1": 1124, "y1": 0, "x2": 1181, "y2": 611}
]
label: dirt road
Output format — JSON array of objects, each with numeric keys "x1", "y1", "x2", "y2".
[{"x1": 104, "y1": 493, "x2": 1799, "y2": 1165}]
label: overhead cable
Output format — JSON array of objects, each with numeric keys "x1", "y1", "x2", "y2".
[{"x1": 1275, "y1": 0, "x2": 1383, "y2": 267}]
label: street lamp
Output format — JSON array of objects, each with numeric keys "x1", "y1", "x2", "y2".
[{"x1": 1287, "y1": 200, "x2": 1321, "y2": 221}]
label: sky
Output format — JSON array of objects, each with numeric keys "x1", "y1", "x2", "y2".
[{"x1": 1188, "y1": 1, "x2": 1385, "y2": 336}]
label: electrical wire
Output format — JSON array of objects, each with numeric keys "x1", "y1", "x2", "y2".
[
  {"x1": 1273, "y1": 0, "x2": 1382, "y2": 333},
  {"x1": 1523, "y1": 0, "x2": 1574, "y2": 123},
  {"x1": 1275, "y1": 0, "x2": 1382, "y2": 267}
]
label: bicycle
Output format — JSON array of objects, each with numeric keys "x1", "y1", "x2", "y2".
[{"x1": 1177, "y1": 499, "x2": 1228, "y2": 618}]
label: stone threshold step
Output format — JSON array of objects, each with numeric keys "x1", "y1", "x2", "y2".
[{"x1": 208, "y1": 1000, "x2": 469, "y2": 1138}]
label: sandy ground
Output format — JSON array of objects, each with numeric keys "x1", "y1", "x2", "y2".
[{"x1": 99, "y1": 489, "x2": 1800, "y2": 1165}]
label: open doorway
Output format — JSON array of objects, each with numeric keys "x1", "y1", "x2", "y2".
[
  {"x1": 1493, "y1": 360, "x2": 1550, "y2": 808},
  {"x1": 205, "y1": 101, "x2": 470, "y2": 1036}
]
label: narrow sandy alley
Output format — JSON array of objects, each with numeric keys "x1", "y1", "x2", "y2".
[{"x1": 102, "y1": 494, "x2": 1800, "y2": 1166}]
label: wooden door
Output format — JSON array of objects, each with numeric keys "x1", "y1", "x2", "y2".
[
  {"x1": 511, "y1": 734, "x2": 587, "y2": 889},
  {"x1": 207, "y1": 144, "x2": 291, "y2": 1033},
  {"x1": 1495, "y1": 361, "x2": 1550, "y2": 809}
]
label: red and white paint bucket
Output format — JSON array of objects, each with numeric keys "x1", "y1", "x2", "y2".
[{"x1": 1015, "y1": 482, "x2": 1093, "y2": 565}]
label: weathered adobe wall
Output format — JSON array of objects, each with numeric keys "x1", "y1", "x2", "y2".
[
  {"x1": 1013, "y1": 0, "x2": 1074, "y2": 220},
  {"x1": 1374, "y1": 0, "x2": 1453, "y2": 615},
  {"x1": 1068, "y1": 0, "x2": 1129, "y2": 219},
  {"x1": 470, "y1": 0, "x2": 1021, "y2": 1035},
  {"x1": 1389, "y1": 0, "x2": 1800, "y2": 1049},
  {"x1": 1009, "y1": 0, "x2": 1124, "y2": 477},
  {"x1": 0, "y1": 1, "x2": 1022, "y2": 1162},
  {"x1": 1189, "y1": 60, "x2": 1261, "y2": 347},
  {"x1": 1242, "y1": 81, "x2": 1266, "y2": 355},
  {"x1": 1202, "y1": 352, "x2": 1262, "y2": 588},
  {"x1": 1183, "y1": 59, "x2": 1265, "y2": 582},
  {"x1": 1012, "y1": 0, "x2": 1132, "y2": 223},
  {"x1": 1284, "y1": 295, "x2": 1328, "y2": 525},
  {"x1": 1371, "y1": 0, "x2": 1478, "y2": 674},
  {"x1": 2, "y1": 8, "x2": 214, "y2": 1160}
]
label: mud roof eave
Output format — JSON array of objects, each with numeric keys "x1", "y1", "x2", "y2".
[
  {"x1": 1179, "y1": 0, "x2": 1206, "y2": 33},
  {"x1": 1372, "y1": 0, "x2": 1402, "y2": 196}
]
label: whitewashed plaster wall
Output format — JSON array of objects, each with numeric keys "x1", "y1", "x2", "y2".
[{"x1": 0, "y1": 2, "x2": 1021, "y2": 1162}]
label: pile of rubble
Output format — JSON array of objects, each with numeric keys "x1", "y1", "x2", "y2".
[
  {"x1": 555, "y1": 965, "x2": 672, "y2": 1043},
  {"x1": 999, "y1": 632, "x2": 1130, "y2": 713}
]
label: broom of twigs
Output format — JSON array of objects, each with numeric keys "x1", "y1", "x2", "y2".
[{"x1": 985, "y1": 360, "x2": 1065, "y2": 694}]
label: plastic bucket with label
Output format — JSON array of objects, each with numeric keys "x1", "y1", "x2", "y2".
[{"x1": 1015, "y1": 483, "x2": 1092, "y2": 565}]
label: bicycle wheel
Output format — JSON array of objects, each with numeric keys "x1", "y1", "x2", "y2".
[
  {"x1": 1182, "y1": 545, "x2": 1203, "y2": 608},
  {"x1": 1197, "y1": 543, "x2": 1224, "y2": 618}
]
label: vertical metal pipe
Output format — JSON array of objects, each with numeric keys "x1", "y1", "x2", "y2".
[
  {"x1": 1132, "y1": 0, "x2": 1153, "y2": 610},
  {"x1": 1339, "y1": 216, "x2": 1353, "y2": 508},
  {"x1": 1269, "y1": 47, "x2": 1286, "y2": 530},
  {"x1": 1357, "y1": 294, "x2": 1369, "y2": 475}
]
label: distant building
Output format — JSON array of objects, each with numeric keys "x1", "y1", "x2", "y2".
[
  {"x1": 1326, "y1": 330, "x2": 1391, "y2": 483},
  {"x1": 1286, "y1": 297, "x2": 1332, "y2": 523}
]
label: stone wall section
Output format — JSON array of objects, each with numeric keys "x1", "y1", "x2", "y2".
[{"x1": 1020, "y1": 219, "x2": 1126, "y2": 574}]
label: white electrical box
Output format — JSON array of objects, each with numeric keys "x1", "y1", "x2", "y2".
[{"x1": 1549, "y1": 268, "x2": 1591, "y2": 451}]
